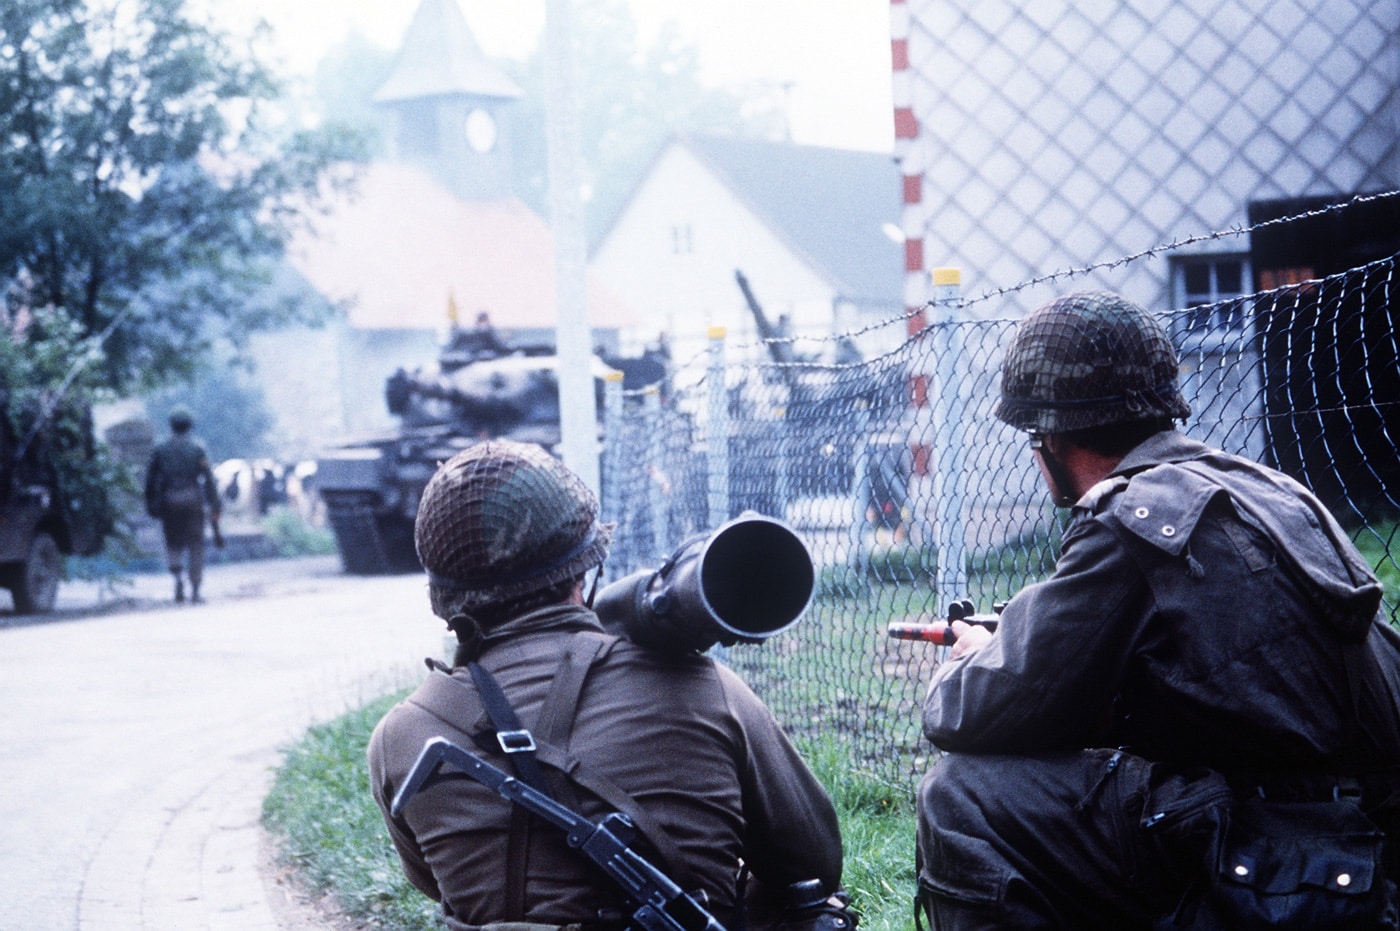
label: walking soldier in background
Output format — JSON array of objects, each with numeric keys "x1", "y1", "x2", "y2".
[
  {"x1": 144, "y1": 406, "x2": 222, "y2": 604},
  {"x1": 916, "y1": 291, "x2": 1400, "y2": 929},
  {"x1": 367, "y1": 439, "x2": 850, "y2": 931}
]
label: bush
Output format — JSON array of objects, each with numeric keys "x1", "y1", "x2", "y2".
[{"x1": 261, "y1": 505, "x2": 338, "y2": 557}]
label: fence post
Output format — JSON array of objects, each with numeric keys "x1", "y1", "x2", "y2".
[
  {"x1": 643, "y1": 384, "x2": 668, "y2": 557},
  {"x1": 706, "y1": 326, "x2": 729, "y2": 526},
  {"x1": 774, "y1": 400, "x2": 792, "y2": 524},
  {"x1": 847, "y1": 404, "x2": 872, "y2": 585},
  {"x1": 930, "y1": 268, "x2": 968, "y2": 611},
  {"x1": 602, "y1": 368, "x2": 625, "y2": 575}
]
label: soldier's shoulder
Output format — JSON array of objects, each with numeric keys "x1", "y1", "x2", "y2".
[{"x1": 1096, "y1": 461, "x2": 1224, "y2": 555}]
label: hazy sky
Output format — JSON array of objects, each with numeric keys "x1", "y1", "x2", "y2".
[{"x1": 210, "y1": 0, "x2": 896, "y2": 153}]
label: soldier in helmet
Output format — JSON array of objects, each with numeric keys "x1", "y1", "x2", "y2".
[
  {"x1": 915, "y1": 292, "x2": 1400, "y2": 929},
  {"x1": 366, "y1": 439, "x2": 846, "y2": 930},
  {"x1": 144, "y1": 406, "x2": 222, "y2": 603}
]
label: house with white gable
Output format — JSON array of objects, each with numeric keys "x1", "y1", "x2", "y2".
[{"x1": 591, "y1": 134, "x2": 905, "y2": 371}]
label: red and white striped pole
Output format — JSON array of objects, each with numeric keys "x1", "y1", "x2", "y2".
[{"x1": 890, "y1": 0, "x2": 933, "y2": 546}]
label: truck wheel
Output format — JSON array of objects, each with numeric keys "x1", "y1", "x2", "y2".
[{"x1": 11, "y1": 532, "x2": 61, "y2": 614}]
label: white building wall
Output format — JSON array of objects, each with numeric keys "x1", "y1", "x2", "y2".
[
  {"x1": 898, "y1": 0, "x2": 1400, "y2": 315},
  {"x1": 592, "y1": 143, "x2": 838, "y2": 371}
]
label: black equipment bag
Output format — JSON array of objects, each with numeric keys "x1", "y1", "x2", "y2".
[{"x1": 1188, "y1": 793, "x2": 1398, "y2": 930}]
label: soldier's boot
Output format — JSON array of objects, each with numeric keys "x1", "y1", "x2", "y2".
[
  {"x1": 173, "y1": 572, "x2": 185, "y2": 603},
  {"x1": 190, "y1": 581, "x2": 203, "y2": 604}
]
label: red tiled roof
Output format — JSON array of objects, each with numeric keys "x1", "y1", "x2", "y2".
[{"x1": 290, "y1": 162, "x2": 634, "y2": 330}]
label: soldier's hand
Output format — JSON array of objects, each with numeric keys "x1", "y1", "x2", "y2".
[{"x1": 948, "y1": 620, "x2": 993, "y2": 660}]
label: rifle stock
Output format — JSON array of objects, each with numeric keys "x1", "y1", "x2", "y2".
[{"x1": 392, "y1": 737, "x2": 728, "y2": 931}]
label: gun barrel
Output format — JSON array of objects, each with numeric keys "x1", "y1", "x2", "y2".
[
  {"x1": 886, "y1": 619, "x2": 999, "y2": 644},
  {"x1": 886, "y1": 622, "x2": 957, "y2": 644}
]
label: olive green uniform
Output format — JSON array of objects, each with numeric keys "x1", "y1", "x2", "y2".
[
  {"x1": 144, "y1": 434, "x2": 219, "y2": 591},
  {"x1": 368, "y1": 604, "x2": 843, "y2": 930}
]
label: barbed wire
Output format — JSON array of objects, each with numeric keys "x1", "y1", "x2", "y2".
[
  {"x1": 962, "y1": 189, "x2": 1400, "y2": 309},
  {"x1": 650, "y1": 189, "x2": 1400, "y2": 388}
]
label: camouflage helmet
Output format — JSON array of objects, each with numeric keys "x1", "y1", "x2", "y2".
[
  {"x1": 995, "y1": 290, "x2": 1190, "y2": 434},
  {"x1": 414, "y1": 439, "x2": 612, "y2": 610}
]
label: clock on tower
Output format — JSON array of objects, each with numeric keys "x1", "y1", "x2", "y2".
[{"x1": 464, "y1": 107, "x2": 497, "y2": 154}]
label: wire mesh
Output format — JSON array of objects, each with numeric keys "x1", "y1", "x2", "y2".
[{"x1": 599, "y1": 250, "x2": 1400, "y2": 785}]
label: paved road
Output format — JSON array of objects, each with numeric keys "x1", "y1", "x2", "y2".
[{"x1": 0, "y1": 556, "x2": 445, "y2": 930}]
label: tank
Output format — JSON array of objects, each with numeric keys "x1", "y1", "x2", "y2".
[{"x1": 316, "y1": 329, "x2": 652, "y2": 575}]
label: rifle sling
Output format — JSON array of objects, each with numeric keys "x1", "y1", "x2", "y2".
[
  {"x1": 467, "y1": 658, "x2": 547, "y2": 919},
  {"x1": 410, "y1": 632, "x2": 701, "y2": 914}
]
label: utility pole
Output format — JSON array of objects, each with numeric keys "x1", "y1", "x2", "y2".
[{"x1": 543, "y1": 0, "x2": 599, "y2": 492}]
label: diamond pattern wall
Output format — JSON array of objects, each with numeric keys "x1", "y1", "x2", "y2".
[{"x1": 898, "y1": 0, "x2": 1400, "y2": 314}]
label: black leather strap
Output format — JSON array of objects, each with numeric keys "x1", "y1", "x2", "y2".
[
  {"x1": 468, "y1": 660, "x2": 547, "y2": 791},
  {"x1": 467, "y1": 659, "x2": 546, "y2": 918}
]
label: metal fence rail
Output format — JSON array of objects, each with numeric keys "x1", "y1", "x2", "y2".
[{"x1": 600, "y1": 249, "x2": 1400, "y2": 784}]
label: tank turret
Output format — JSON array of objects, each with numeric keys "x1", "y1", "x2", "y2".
[{"x1": 316, "y1": 331, "x2": 649, "y2": 575}]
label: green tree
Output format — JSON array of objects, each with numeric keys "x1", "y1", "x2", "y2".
[
  {"x1": 312, "y1": 30, "x2": 393, "y2": 158},
  {"x1": 0, "y1": 0, "x2": 367, "y2": 395}
]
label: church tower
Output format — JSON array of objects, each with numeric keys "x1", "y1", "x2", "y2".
[{"x1": 372, "y1": 0, "x2": 523, "y2": 201}]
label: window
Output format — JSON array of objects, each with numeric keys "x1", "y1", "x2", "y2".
[
  {"x1": 1172, "y1": 254, "x2": 1249, "y2": 333},
  {"x1": 670, "y1": 223, "x2": 693, "y2": 255}
]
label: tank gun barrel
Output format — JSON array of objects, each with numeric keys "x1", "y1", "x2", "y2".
[{"x1": 735, "y1": 269, "x2": 795, "y2": 367}]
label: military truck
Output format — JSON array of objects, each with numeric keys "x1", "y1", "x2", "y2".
[
  {"x1": 316, "y1": 330, "x2": 646, "y2": 575},
  {"x1": 0, "y1": 393, "x2": 111, "y2": 613}
]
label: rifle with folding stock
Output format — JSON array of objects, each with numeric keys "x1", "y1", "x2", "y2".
[{"x1": 391, "y1": 736, "x2": 728, "y2": 931}]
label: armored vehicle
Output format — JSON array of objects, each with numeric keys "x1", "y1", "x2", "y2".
[
  {"x1": 317, "y1": 332, "x2": 632, "y2": 575},
  {"x1": 0, "y1": 394, "x2": 110, "y2": 613}
]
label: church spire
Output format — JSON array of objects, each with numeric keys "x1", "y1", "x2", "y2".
[
  {"x1": 372, "y1": 0, "x2": 522, "y2": 200},
  {"x1": 373, "y1": 0, "x2": 522, "y2": 104}
]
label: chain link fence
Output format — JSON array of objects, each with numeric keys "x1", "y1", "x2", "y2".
[{"x1": 599, "y1": 242, "x2": 1400, "y2": 785}]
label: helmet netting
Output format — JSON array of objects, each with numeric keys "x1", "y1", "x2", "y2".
[
  {"x1": 995, "y1": 290, "x2": 1190, "y2": 433},
  {"x1": 415, "y1": 439, "x2": 611, "y2": 609}
]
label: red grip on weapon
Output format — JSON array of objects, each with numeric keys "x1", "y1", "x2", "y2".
[{"x1": 886, "y1": 623, "x2": 958, "y2": 645}]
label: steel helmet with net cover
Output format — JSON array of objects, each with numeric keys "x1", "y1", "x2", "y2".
[
  {"x1": 995, "y1": 290, "x2": 1191, "y2": 434},
  {"x1": 415, "y1": 439, "x2": 612, "y2": 610}
]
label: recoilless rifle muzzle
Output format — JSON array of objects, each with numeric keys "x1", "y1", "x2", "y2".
[{"x1": 593, "y1": 513, "x2": 816, "y2": 653}]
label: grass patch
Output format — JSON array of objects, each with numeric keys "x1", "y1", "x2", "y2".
[
  {"x1": 262, "y1": 693, "x2": 440, "y2": 929},
  {"x1": 726, "y1": 524, "x2": 1061, "y2": 784},
  {"x1": 796, "y1": 739, "x2": 919, "y2": 931},
  {"x1": 1354, "y1": 521, "x2": 1400, "y2": 624},
  {"x1": 263, "y1": 692, "x2": 921, "y2": 931}
]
